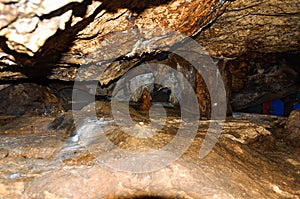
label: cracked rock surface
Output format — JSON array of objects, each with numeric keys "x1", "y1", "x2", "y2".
[{"x1": 0, "y1": 101, "x2": 299, "y2": 198}]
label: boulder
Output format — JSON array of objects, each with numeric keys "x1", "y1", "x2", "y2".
[{"x1": 286, "y1": 109, "x2": 300, "y2": 147}]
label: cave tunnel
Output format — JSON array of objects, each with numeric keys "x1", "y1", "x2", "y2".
[{"x1": 0, "y1": 0, "x2": 299, "y2": 198}]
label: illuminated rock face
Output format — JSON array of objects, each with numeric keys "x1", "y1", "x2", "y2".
[
  {"x1": 0, "y1": 0, "x2": 299, "y2": 117},
  {"x1": 0, "y1": 2, "x2": 299, "y2": 197},
  {"x1": 0, "y1": 0, "x2": 227, "y2": 55},
  {"x1": 0, "y1": 101, "x2": 299, "y2": 198},
  {"x1": 0, "y1": 0, "x2": 299, "y2": 80}
]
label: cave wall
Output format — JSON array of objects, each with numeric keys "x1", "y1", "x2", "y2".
[{"x1": 0, "y1": 0, "x2": 299, "y2": 116}]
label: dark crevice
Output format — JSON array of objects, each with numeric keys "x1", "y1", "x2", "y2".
[{"x1": 97, "y1": 0, "x2": 172, "y2": 14}]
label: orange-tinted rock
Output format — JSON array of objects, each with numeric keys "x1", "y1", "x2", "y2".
[
  {"x1": 140, "y1": 87, "x2": 152, "y2": 111},
  {"x1": 0, "y1": 109, "x2": 299, "y2": 198},
  {"x1": 286, "y1": 109, "x2": 300, "y2": 147}
]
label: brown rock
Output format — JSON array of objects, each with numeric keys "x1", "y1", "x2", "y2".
[
  {"x1": 0, "y1": 83, "x2": 63, "y2": 116},
  {"x1": 197, "y1": 0, "x2": 300, "y2": 58},
  {"x1": 1, "y1": 0, "x2": 298, "y2": 83},
  {"x1": 0, "y1": 111, "x2": 299, "y2": 198},
  {"x1": 139, "y1": 87, "x2": 152, "y2": 111},
  {"x1": 0, "y1": 0, "x2": 299, "y2": 117},
  {"x1": 195, "y1": 71, "x2": 211, "y2": 119},
  {"x1": 286, "y1": 109, "x2": 300, "y2": 147},
  {"x1": 0, "y1": 0, "x2": 224, "y2": 56}
]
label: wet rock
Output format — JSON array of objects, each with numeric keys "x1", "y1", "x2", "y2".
[
  {"x1": 0, "y1": 103, "x2": 299, "y2": 198},
  {"x1": 286, "y1": 109, "x2": 300, "y2": 147}
]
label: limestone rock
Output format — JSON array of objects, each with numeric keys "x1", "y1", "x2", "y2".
[
  {"x1": 229, "y1": 52, "x2": 300, "y2": 111},
  {"x1": 0, "y1": 0, "x2": 84, "y2": 55},
  {"x1": 0, "y1": 0, "x2": 299, "y2": 114},
  {"x1": 197, "y1": 0, "x2": 300, "y2": 58},
  {"x1": 0, "y1": 83, "x2": 63, "y2": 116},
  {"x1": 0, "y1": 0, "x2": 299, "y2": 82},
  {"x1": 286, "y1": 109, "x2": 300, "y2": 147},
  {"x1": 0, "y1": 105, "x2": 299, "y2": 198}
]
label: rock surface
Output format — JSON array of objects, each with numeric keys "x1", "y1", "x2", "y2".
[
  {"x1": 0, "y1": 1, "x2": 300, "y2": 197},
  {"x1": 0, "y1": 0, "x2": 226, "y2": 82},
  {"x1": 0, "y1": 83, "x2": 63, "y2": 116},
  {"x1": 0, "y1": 0, "x2": 299, "y2": 82},
  {"x1": 286, "y1": 109, "x2": 300, "y2": 147},
  {"x1": 0, "y1": 0, "x2": 299, "y2": 114},
  {"x1": 197, "y1": 0, "x2": 300, "y2": 58},
  {"x1": 228, "y1": 52, "x2": 300, "y2": 111},
  {"x1": 0, "y1": 101, "x2": 299, "y2": 198}
]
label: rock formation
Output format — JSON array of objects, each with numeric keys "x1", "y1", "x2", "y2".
[
  {"x1": 0, "y1": 0, "x2": 299, "y2": 198},
  {"x1": 286, "y1": 109, "x2": 300, "y2": 147},
  {"x1": 0, "y1": 0, "x2": 299, "y2": 114}
]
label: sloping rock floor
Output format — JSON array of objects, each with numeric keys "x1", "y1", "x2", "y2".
[{"x1": 0, "y1": 101, "x2": 299, "y2": 198}]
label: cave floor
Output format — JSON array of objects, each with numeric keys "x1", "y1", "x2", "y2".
[{"x1": 0, "y1": 101, "x2": 299, "y2": 198}]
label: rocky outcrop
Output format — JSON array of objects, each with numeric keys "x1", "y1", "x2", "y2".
[
  {"x1": 0, "y1": 1, "x2": 299, "y2": 197},
  {"x1": 0, "y1": 0, "x2": 227, "y2": 81},
  {"x1": 0, "y1": 0, "x2": 224, "y2": 56},
  {"x1": 197, "y1": 0, "x2": 300, "y2": 58},
  {"x1": 0, "y1": 0, "x2": 299, "y2": 82},
  {"x1": 0, "y1": 83, "x2": 63, "y2": 116},
  {"x1": 0, "y1": 0, "x2": 299, "y2": 115},
  {"x1": 286, "y1": 109, "x2": 300, "y2": 147},
  {"x1": 0, "y1": 104, "x2": 299, "y2": 198}
]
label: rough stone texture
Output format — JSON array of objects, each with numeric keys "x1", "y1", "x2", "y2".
[
  {"x1": 228, "y1": 52, "x2": 300, "y2": 111},
  {"x1": 1, "y1": 0, "x2": 299, "y2": 115},
  {"x1": 0, "y1": 0, "x2": 83, "y2": 55},
  {"x1": 0, "y1": 0, "x2": 299, "y2": 197},
  {"x1": 0, "y1": 0, "x2": 226, "y2": 80},
  {"x1": 197, "y1": 0, "x2": 300, "y2": 58},
  {"x1": 286, "y1": 109, "x2": 300, "y2": 147},
  {"x1": 0, "y1": 83, "x2": 63, "y2": 116},
  {"x1": 139, "y1": 87, "x2": 152, "y2": 111},
  {"x1": 0, "y1": 0, "x2": 299, "y2": 82},
  {"x1": 0, "y1": 102, "x2": 299, "y2": 198}
]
